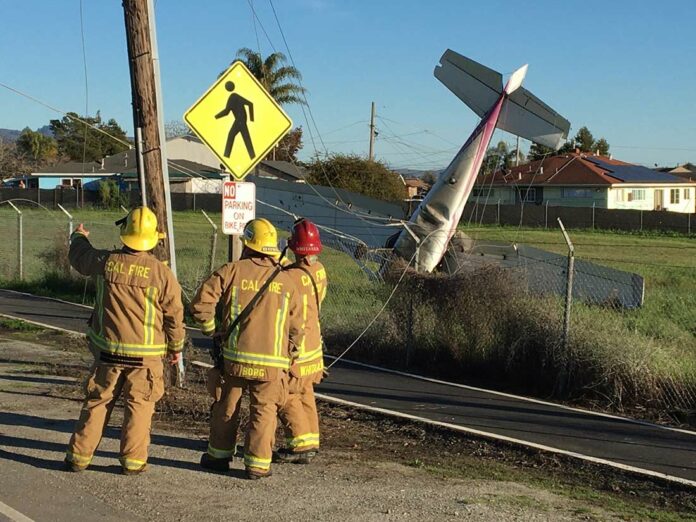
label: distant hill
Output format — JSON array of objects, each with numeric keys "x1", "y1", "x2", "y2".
[
  {"x1": 0, "y1": 125, "x2": 53, "y2": 142},
  {"x1": 393, "y1": 168, "x2": 444, "y2": 178}
]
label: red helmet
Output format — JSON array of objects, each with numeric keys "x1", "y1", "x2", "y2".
[{"x1": 288, "y1": 218, "x2": 322, "y2": 255}]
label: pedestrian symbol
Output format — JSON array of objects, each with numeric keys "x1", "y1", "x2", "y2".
[{"x1": 184, "y1": 61, "x2": 292, "y2": 180}]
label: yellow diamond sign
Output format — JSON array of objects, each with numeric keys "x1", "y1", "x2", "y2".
[{"x1": 184, "y1": 61, "x2": 293, "y2": 180}]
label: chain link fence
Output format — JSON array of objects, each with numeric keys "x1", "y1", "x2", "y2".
[{"x1": 1, "y1": 203, "x2": 694, "y2": 417}]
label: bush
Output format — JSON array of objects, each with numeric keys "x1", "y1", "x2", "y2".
[
  {"x1": 340, "y1": 263, "x2": 696, "y2": 411},
  {"x1": 305, "y1": 154, "x2": 406, "y2": 202},
  {"x1": 97, "y1": 179, "x2": 126, "y2": 208}
]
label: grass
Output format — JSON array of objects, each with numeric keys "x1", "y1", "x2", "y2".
[{"x1": 0, "y1": 318, "x2": 42, "y2": 332}]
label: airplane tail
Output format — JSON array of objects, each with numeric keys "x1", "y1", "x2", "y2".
[{"x1": 434, "y1": 50, "x2": 570, "y2": 150}]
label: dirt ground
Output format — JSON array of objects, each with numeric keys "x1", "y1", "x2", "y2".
[{"x1": 0, "y1": 326, "x2": 694, "y2": 521}]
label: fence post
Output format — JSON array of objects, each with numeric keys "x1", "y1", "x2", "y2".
[
  {"x1": 688, "y1": 212, "x2": 692, "y2": 235},
  {"x1": 193, "y1": 191, "x2": 197, "y2": 212},
  {"x1": 640, "y1": 210, "x2": 643, "y2": 232},
  {"x1": 497, "y1": 199, "x2": 501, "y2": 226},
  {"x1": 201, "y1": 210, "x2": 218, "y2": 273},
  {"x1": 545, "y1": 200, "x2": 549, "y2": 229},
  {"x1": 8, "y1": 201, "x2": 23, "y2": 280},
  {"x1": 57, "y1": 203, "x2": 73, "y2": 244},
  {"x1": 591, "y1": 202, "x2": 595, "y2": 231},
  {"x1": 557, "y1": 218, "x2": 575, "y2": 395}
]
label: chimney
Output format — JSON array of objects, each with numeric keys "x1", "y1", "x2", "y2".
[
  {"x1": 540, "y1": 166, "x2": 543, "y2": 175},
  {"x1": 100, "y1": 158, "x2": 105, "y2": 170},
  {"x1": 575, "y1": 148, "x2": 580, "y2": 154},
  {"x1": 124, "y1": 154, "x2": 128, "y2": 167},
  {"x1": 518, "y1": 172, "x2": 522, "y2": 181},
  {"x1": 609, "y1": 153, "x2": 612, "y2": 160}
]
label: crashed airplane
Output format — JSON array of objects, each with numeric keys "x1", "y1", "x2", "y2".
[{"x1": 394, "y1": 50, "x2": 571, "y2": 272}]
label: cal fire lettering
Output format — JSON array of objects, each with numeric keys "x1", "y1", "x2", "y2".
[
  {"x1": 240, "y1": 279, "x2": 283, "y2": 294},
  {"x1": 105, "y1": 261, "x2": 150, "y2": 279}
]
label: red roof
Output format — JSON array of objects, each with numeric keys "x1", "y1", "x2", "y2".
[
  {"x1": 476, "y1": 152, "x2": 696, "y2": 187},
  {"x1": 476, "y1": 153, "x2": 623, "y2": 187}
]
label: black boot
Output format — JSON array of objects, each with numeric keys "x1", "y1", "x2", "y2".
[{"x1": 200, "y1": 452, "x2": 231, "y2": 472}]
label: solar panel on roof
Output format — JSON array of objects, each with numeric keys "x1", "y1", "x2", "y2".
[{"x1": 586, "y1": 158, "x2": 686, "y2": 184}]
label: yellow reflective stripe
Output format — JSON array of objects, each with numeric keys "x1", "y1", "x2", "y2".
[
  {"x1": 66, "y1": 450, "x2": 92, "y2": 466},
  {"x1": 207, "y1": 444, "x2": 234, "y2": 459},
  {"x1": 244, "y1": 453, "x2": 271, "y2": 470},
  {"x1": 119, "y1": 456, "x2": 147, "y2": 470},
  {"x1": 302, "y1": 294, "x2": 308, "y2": 323},
  {"x1": 296, "y1": 346, "x2": 323, "y2": 363},
  {"x1": 222, "y1": 349, "x2": 291, "y2": 369},
  {"x1": 143, "y1": 286, "x2": 158, "y2": 345},
  {"x1": 273, "y1": 292, "x2": 290, "y2": 357},
  {"x1": 228, "y1": 286, "x2": 241, "y2": 350},
  {"x1": 95, "y1": 275, "x2": 105, "y2": 335},
  {"x1": 167, "y1": 338, "x2": 185, "y2": 351},
  {"x1": 88, "y1": 329, "x2": 166, "y2": 356},
  {"x1": 286, "y1": 433, "x2": 320, "y2": 449},
  {"x1": 199, "y1": 317, "x2": 215, "y2": 333}
]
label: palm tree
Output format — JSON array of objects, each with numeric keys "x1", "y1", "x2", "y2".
[{"x1": 226, "y1": 47, "x2": 307, "y2": 107}]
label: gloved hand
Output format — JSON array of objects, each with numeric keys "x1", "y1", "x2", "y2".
[{"x1": 167, "y1": 351, "x2": 181, "y2": 365}]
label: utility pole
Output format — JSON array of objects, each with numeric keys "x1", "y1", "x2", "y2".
[
  {"x1": 122, "y1": 0, "x2": 176, "y2": 272},
  {"x1": 515, "y1": 135, "x2": 521, "y2": 167},
  {"x1": 368, "y1": 101, "x2": 376, "y2": 161}
]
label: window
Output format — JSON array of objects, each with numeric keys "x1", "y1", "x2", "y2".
[
  {"x1": 562, "y1": 188, "x2": 593, "y2": 198},
  {"x1": 518, "y1": 187, "x2": 537, "y2": 202},
  {"x1": 631, "y1": 189, "x2": 645, "y2": 201},
  {"x1": 670, "y1": 188, "x2": 680, "y2": 205},
  {"x1": 615, "y1": 189, "x2": 624, "y2": 202},
  {"x1": 684, "y1": 188, "x2": 691, "y2": 200}
]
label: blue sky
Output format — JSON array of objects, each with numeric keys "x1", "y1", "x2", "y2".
[{"x1": 1, "y1": 0, "x2": 695, "y2": 169}]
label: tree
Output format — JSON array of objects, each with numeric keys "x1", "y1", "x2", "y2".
[
  {"x1": 16, "y1": 127, "x2": 57, "y2": 164},
  {"x1": 230, "y1": 48, "x2": 307, "y2": 106},
  {"x1": 305, "y1": 154, "x2": 406, "y2": 201},
  {"x1": 273, "y1": 126, "x2": 303, "y2": 162},
  {"x1": 49, "y1": 112, "x2": 130, "y2": 162},
  {"x1": 574, "y1": 127, "x2": 595, "y2": 152},
  {"x1": 527, "y1": 142, "x2": 555, "y2": 162},
  {"x1": 0, "y1": 139, "x2": 32, "y2": 179},
  {"x1": 482, "y1": 140, "x2": 519, "y2": 173},
  {"x1": 595, "y1": 138, "x2": 610, "y2": 156},
  {"x1": 421, "y1": 171, "x2": 438, "y2": 186},
  {"x1": 165, "y1": 120, "x2": 192, "y2": 139}
]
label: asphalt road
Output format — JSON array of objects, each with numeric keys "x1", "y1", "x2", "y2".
[{"x1": 1, "y1": 289, "x2": 694, "y2": 486}]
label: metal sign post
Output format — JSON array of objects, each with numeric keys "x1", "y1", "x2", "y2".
[{"x1": 7, "y1": 201, "x2": 22, "y2": 280}]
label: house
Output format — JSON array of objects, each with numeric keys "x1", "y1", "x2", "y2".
[
  {"x1": 471, "y1": 152, "x2": 696, "y2": 213},
  {"x1": 29, "y1": 150, "x2": 137, "y2": 190},
  {"x1": 656, "y1": 164, "x2": 695, "y2": 182},
  {"x1": 29, "y1": 136, "x2": 306, "y2": 192},
  {"x1": 403, "y1": 177, "x2": 428, "y2": 199},
  {"x1": 166, "y1": 135, "x2": 306, "y2": 182}
]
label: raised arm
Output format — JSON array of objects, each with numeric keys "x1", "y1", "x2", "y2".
[{"x1": 68, "y1": 224, "x2": 110, "y2": 277}]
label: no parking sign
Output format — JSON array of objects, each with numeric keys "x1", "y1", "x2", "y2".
[{"x1": 222, "y1": 181, "x2": 256, "y2": 235}]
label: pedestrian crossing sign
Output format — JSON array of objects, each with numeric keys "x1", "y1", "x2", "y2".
[{"x1": 184, "y1": 61, "x2": 293, "y2": 180}]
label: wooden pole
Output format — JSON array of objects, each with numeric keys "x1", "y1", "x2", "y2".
[
  {"x1": 122, "y1": 0, "x2": 171, "y2": 264},
  {"x1": 368, "y1": 101, "x2": 376, "y2": 161}
]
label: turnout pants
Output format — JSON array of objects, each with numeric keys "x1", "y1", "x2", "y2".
[
  {"x1": 65, "y1": 359, "x2": 164, "y2": 471},
  {"x1": 278, "y1": 375, "x2": 320, "y2": 453},
  {"x1": 207, "y1": 368, "x2": 287, "y2": 475}
]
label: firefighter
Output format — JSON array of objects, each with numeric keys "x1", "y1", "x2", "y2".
[
  {"x1": 190, "y1": 218, "x2": 302, "y2": 479},
  {"x1": 64, "y1": 207, "x2": 185, "y2": 475},
  {"x1": 276, "y1": 218, "x2": 327, "y2": 464}
]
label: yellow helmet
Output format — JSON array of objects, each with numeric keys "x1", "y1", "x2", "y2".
[
  {"x1": 242, "y1": 218, "x2": 280, "y2": 257},
  {"x1": 119, "y1": 206, "x2": 165, "y2": 251}
]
